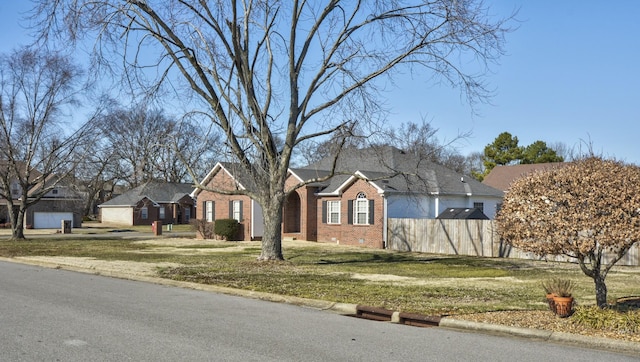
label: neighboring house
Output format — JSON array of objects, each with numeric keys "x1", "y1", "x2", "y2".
[
  {"x1": 482, "y1": 163, "x2": 568, "y2": 192},
  {"x1": 195, "y1": 146, "x2": 504, "y2": 248},
  {"x1": 24, "y1": 176, "x2": 84, "y2": 229},
  {"x1": 0, "y1": 162, "x2": 43, "y2": 225},
  {"x1": 98, "y1": 181, "x2": 195, "y2": 226},
  {"x1": 0, "y1": 166, "x2": 84, "y2": 229}
]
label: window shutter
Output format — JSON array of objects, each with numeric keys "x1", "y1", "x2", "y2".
[
  {"x1": 369, "y1": 200, "x2": 374, "y2": 225},
  {"x1": 347, "y1": 200, "x2": 353, "y2": 225},
  {"x1": 229, "y1": 200, "x2": 233, "y2": 219},
  {"x1": 202, "y1": 201, "x2": 206, "y2": 219},
  {"x1": 322, "y1": 201, "x2": 327, "y2": 223},
  {"x1": 239, "y1": 200, "x2": 243, "y2": 221},
  {"x1": 211, "y1": 201, "x2": 215, "y2": 221}
]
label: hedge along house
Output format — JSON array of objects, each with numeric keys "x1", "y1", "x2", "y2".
[
  {"x1": 98, "y1": 181, "x2": 195, "y2": 226},
  {"x1": 195, "y1": 146, "x2": 504, "y2": 249}
]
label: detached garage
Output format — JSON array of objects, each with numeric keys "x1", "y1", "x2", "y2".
[
  {"x1": 23, "y1": 179, "x2": 84, "y2": 229},
  {"x1": 33, "y1": 212, "x2": 74, "y2": 229}
]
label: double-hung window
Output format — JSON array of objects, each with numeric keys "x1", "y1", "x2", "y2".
[
  {"x1": 232, "y1": 200, "x2": 242, "y2": 222},
  {"x1": 327, "y1": 200, "x2": 341, "y2": 224},
  {"x1": 205, "y1": 201, "x2": 214, "y2": 222},
  {"x1": 159, "y1": 207, "x2": 165, "y2": 219},
  {"x1": 354, "y1": 192, "x2": 369, "y2": 225},
  {"x1": 141, "y1": 207, "x2": 148, "y2": 220}
]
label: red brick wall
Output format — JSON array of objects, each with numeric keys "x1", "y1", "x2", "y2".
[
  {"x1": 283, "y1": 176, "x2": 319, "y2": 241},
  {"x1": 196, "y1": 170, "x2": 253, "y2": 240},
  {"x1": 316, "y1": 179, "x2": 384, "y2": 248}
]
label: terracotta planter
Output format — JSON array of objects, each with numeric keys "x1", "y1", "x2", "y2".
[
  {"x1": 553, "y1": 296, "x2": 574, "y2": 318},
  {"x1": 545, "y1": 293, "x2": 556, "y2": 313}
]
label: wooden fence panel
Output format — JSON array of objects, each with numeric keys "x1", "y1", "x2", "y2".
[{"x1": 386, "y1": 218, "x2": 640, "y2": 267}]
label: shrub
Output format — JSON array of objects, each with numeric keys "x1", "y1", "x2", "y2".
[
  {"x1": 190, "y1": 219, "x2": 214, "y2": 239},
  {"x1": 572, "y1": 306, "x2": 640, "y2": 334},
  {"x1": 214, "y1": 219, "x2": 239, "y2": 241}
]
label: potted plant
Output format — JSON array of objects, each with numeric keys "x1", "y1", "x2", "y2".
[
  {"x1": 541, "y1": 279, "x2": 557, "y2": 312},
  {"x1": 541, "y1": 278, "x2": 576, "y2": 317}
]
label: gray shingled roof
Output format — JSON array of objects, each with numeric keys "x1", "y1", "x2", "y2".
[
  {"x1": 301, "y1": 146, "x2": 503, "y2": 198},
  {"x1": 99, "y1": 181, "x2": 194, "y2": 207},
  {"x1": 436, "y1": 207, "x2": 489, "y2": 220}
]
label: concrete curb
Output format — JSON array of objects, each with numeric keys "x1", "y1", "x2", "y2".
[
  {"x1": 3, "y1": 256, "x2": 639, "y2": 355},
  {"x1": 439, "y1": 318, "x2": 640, "y2": 354},
  {"x1": 438, "y1": 318, "x2": 553, "y2": 339}
]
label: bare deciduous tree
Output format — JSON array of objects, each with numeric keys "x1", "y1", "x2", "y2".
[
  {"x1": 496, "y1": 157, "x2": 640, "y2": 308},
  {"x1": 98, "y1": 105, "x2": 220, "y2": 187},
  {"x1": 35, "y1": 0, "x2": 513, "y2": 260},
  {"x1": 0, "y1": 47, "x2": 97, "y2": 239},
  {"x1": 382, "y1": 120, "x2": 472, "y2": 173},
  {"x1": 73, "y1": 143, "x2": 121, "y2": 218}
]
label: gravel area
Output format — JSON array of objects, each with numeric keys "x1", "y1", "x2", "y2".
[{"x1": 452, "y1": 310, "x2": 640, "y2": 343}]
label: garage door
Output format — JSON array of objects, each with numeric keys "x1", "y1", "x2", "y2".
[{"x1": 33, "y1": 212, "x2": 74, "y2": 229}]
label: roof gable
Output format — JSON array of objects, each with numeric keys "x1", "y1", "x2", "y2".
[{"x1": 192, "y1": 162, "x2": 250, "y2": 197}]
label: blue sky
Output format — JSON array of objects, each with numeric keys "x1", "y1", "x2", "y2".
[
  {"x1": 2, "y1": 1, "x2": 639, "y2": 164},
  {"x1": 388, "y1": 1, "x2": 640, "y2": 164}
]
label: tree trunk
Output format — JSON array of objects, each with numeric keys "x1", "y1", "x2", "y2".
[
  {"x1": 258, "y1": 198, "x2": 284, "y2": 261},
  {"x1": 593, "y1": 273, "x2": 608, "y2": 308},
  {"x1": 8, "y1": 205, "x2": 26, "y2": 240}
]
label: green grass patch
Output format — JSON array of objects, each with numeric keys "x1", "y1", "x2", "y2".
[{"x1": 0, "y1": 238, "x2": 638, "y2": 316}]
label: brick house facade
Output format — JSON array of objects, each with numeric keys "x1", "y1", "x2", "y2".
[
  {"x1": 99, "y1": 182, "x2": 195, "y2": 226},
  {"x1": 282, "y1": 174, "x2": 319, "y2": 242},
  {"x1": 195, "y1": 167, "x2": 256, "y2": 240},
  {"x1": 194, "y1": 147, "x2": 503, "y2": 248},
  {"x1": 316, "y1": 178, "x2": 384, "y2": 248}
]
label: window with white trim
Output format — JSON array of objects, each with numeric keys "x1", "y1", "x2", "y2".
[
  {"x1": 327, "y1": 200, "x2": 341, "y2": 224},
  {"x1": 141, "y1": 207, "x2": 148, "y2": 220},
  {"x1": 232, "y1": 200, "x2": 242, "y2": 222},
  {"x1": 354, "y1": 192, "x2": 369, "y2": 225},
  {"x1": 205, "y1": 201, "x2": 214, "y2": 222},
  {"x1": 159, "y1": 207, "x2": 165, "y2": 219}
]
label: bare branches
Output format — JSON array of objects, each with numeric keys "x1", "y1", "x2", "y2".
[
  {"x1": 0, "y1": 46, "x2": 93, "y2": 239},
  {"x1": 32, "y1": 0, "x2": 514, "y2": 258}
]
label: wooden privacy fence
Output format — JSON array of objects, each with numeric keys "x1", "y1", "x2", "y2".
[{"x1": 386, "y1": 218, "x2": 640, "y2": 267}]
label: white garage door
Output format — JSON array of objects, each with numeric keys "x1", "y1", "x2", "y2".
[{"x1": 33, "y1": 212, "x2": 74, "y2": 229}]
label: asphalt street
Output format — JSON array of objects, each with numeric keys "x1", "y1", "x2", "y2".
[{"x1": 0, "y1": 261, "x2": 638, "y2": 361}]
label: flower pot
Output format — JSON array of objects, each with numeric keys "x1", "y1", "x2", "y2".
[
  {"x1": 545, "y1": 293, "x2": 556, "y2": 313},
  {"x1": 553, "y1": 296, "x2": 574, "y2": 318}
]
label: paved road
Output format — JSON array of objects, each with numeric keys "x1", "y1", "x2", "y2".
[{"x1": 0, "y1": 261, "x2": 637, "y2": 361}]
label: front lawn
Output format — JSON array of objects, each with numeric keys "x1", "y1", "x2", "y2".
[{"x1": 1, "y1": 238, "x2": 638, "y2": 316}]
